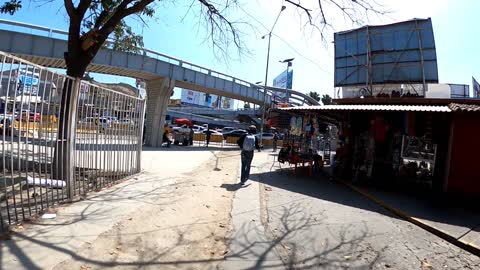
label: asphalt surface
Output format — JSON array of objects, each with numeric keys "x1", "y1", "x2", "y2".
[
  {"x1": 223, "y1": 151, "x2": 479, "y2": 270},
  {"x1": 2, "y1": 148, "x2": 479, "y2": 269}
]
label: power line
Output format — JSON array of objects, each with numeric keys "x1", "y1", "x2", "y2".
[
  {"x1": 272, "y1": 33, "x2": 333, "y2": 76},
  {"x1": 237, "y1": 4, "x2": 333, "y2": 76}
]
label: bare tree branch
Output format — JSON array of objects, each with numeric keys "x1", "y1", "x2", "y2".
[
  {"x1": 64, "y1": 0, "x2": 75, "y2": 18},
  {"x1": 76, "y1": 0, "x2": 93, "y2": 17}
]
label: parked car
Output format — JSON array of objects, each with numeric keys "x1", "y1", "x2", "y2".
[
  {"x1": 117, "y1": 119, "x2": 135, "y2": 126},
  {"x1": 78, "y1": 117, "x2": 112, "y2": 129},
  {"x1": 0, "y1": 115, "x2": 14, "y2": 135},
  {"x1": 223, "y1": 129, "x2": 247, "y2": 139},
  {"x1": 255, "y1": 133, "x2": 274, "y2": 140},
  {"x1": 221, "y1": 127, "x2": 235, "y2": 134},
  {"x1": 192, "y1": 125, "x2": 205, "y2": 132},
  {"x1": 199, "y1": 129, "x2": 222, "y2": 135},
  {"x1": 173, "y1": 124, "x2": 191, "y2": 145},
  {"x1": 16, "y1": 111, "x2": 41, "y2": 122},
  {"x1": 102, "y1": 116, "x2": 118, "y2": 124},
  {"x1": 173, "y1": 124, "x2": 191, "y2": 134}
]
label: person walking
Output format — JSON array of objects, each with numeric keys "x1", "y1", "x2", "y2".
[
  {"x1": 205, "y1": 129, "x2": 212, "y2": 147},
  {"x1": 189, "y1": 127, "x2": 194, "y2": 146},
  {"x1": 237, "y1": 125, "x2": 260, "y2": 184},
  {"x1": 272, "y1": 132, "x2": 278, "y2": 152}
]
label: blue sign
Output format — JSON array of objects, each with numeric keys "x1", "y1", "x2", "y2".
[
  {"x1": 273, "y1": 70, "x2": 293, "y2": 89},
  {"x1": 19, "y1": 74, "x2": 39, "y2": 86}
]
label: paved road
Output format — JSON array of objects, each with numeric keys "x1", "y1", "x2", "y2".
[
  {"x1": 223, "y1": 152, "x2": 479, "y2": 269},
  {"x1": 2, "y1": 148, "x2": 478, "y2": 269}
]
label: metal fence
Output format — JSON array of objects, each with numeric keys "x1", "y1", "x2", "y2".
[{"x1": 0, "y1": 51, "x2": 145, "y2": 229}]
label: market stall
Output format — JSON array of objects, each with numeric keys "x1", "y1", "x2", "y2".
[
  {"x1": 274, "y1": 111, "x2": 333, "y2": 176},
  {"x1": 279, "y1": 104, "x2": 452, "y2": 190}
]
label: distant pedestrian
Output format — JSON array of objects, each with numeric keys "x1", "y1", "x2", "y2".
[
  {"x1": 189, "y1": 127, "x2": 194, "y2": 146},
  {"x1": 237, "y1": 125, "x2": 260, "y2": 184},
  {"x1": 162, "y1": 130, "x2": 171, "y2": 148},
  {"x1": 142, "y1": 122, "x2": 147, "y2": 144},
  {"x1": 272, "y1": 132, "x2": 278, "y2": 152},
  {"x1": 205, "y1": 129, "x2": 212, "y2": 147}
]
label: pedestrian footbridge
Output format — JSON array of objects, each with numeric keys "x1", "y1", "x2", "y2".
[{"x1": 0, "y1": 19, "x2": 318, "y2": 146}]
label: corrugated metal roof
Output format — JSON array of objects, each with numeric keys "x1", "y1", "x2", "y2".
[
  {"x1": 280, "y1": 104, "x2": 452, "y2": 112},
  {"x1": 448, "y1": 103, "x2": 480, "y2": 112}
]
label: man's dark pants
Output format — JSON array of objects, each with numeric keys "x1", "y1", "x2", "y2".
[{"x1": 241, "y1": 150, "x2": 254, "y2": 182}]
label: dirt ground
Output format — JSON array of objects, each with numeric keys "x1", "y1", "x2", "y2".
[{"x1": 53, "y1": 150, "x2": 241, "y2": 270}]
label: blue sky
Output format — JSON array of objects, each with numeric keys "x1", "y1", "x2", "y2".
[{"x1": 0, "y1": 0, "x2": 478, "y2": 102}]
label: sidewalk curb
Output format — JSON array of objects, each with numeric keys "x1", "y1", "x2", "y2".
[{"x1": 338, "y1": 179, "x2": 480, "y2": 257}]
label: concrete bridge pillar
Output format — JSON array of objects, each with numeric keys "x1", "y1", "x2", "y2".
[{"x1": 145, "y1": 78, "x2": 175, "y2": 147}]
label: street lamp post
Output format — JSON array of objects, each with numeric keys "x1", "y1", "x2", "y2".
[
  {"x1": 280, "y1": 58, "x2": 294, "y2": 101},
  {"x1": 260, "y1": 5, "x2": 286, "y2": 147}
]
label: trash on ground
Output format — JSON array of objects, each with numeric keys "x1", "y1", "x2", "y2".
[
  {"x1": 27, "y1": 176, "x2": 66, "y2": 189},
  {"x1": 421, "y1": 259, "x2": 433, "y2": 268},
  {"x1": 42, "y1": 213, "x2": 57, "y2": 219},
  {"x1": 264, "y1": 186, "x2": 273, "y2": 191}
]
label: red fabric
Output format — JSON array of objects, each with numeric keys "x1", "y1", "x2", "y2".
[
  {"x1": 407, "y1": 112, "x2": 416, "y2": 136},
  {"x1": 373, "y1": 116, "x2": 387, "y2": 142},
  {"x1": 174, "y1": 118, "x2": 193, "y2": 127},
  {"x1": 448, "y1": 114, "x2": 480, "y2": 195}
]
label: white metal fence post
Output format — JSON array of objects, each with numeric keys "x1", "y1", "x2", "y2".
[
  {"x1": 136, "y1": 99, "x2": 146, "y2": 173},
  {"x1": 65, "y1": 78, "x2": 81, "y2": 201}
]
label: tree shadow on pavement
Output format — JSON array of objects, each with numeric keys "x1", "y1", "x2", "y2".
[
  {"x1": 224, "y1": 201, "x2": 384, "y2": 269},
  {"x1": 0, "y1": 173, "x2": 186, "y2": 269},
  {"x1": 220, "y1": 183, "x2": 251, "y2": 191},
  {"x1": 250, "y1": 167, "x2": 480, "y2": 230},
  {"x1": 248, "y1": 170, "x2": 400, "y2": 221},
  {"x1": 3, "y1": 199, "x2": 384, "y2": 270}
]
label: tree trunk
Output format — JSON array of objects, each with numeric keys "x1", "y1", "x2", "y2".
[
  {"x1": 51, "y1": 16, "x2": 108, "y2": 185},
  {"x1": 51, "y1": 54, "x2": 89, "y2": 182}
]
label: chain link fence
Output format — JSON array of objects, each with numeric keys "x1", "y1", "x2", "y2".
[{"x1": 0, "y1": 51, "x2": 145, "y2": 230}]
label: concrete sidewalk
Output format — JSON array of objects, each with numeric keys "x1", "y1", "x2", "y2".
[
  {"x1": 221, "y1": 152, "x2": 285, "y2": 270},
  {"x1": 0, "y1": 149, "x2": 217, "y2": 270},
  {"x1": 233, "y1": 152, "x2": 479, "y2": 269},
  {"x1": 342, "y1": 181, "x2": 480, "y2": 256}
]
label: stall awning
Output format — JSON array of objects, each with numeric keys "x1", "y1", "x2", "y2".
[
  {"x1": 279, "y1": 104, "x2": 452, "y2": 113},
  {"x1": 448, "y1": 103, "x2": 480, "y2": 112}
]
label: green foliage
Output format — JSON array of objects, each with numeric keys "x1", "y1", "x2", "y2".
[
  {"x1": 81, "y1": 0, "x2": 154, "y2": 53},
  {"x1": 321, "y1": 94, "x2": 332, "y2": 105},
  {"x1": 0, "y1": 0, "x2": 22, "y2": 15},
  {"x1": 110, "y1": 21, "x2": 144, "y2": 53},
  {"x1": 308, "y1": 91, "x2": 320, "y2": 102}
]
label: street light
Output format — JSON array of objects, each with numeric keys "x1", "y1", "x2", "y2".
[
  {"x1": 279, "y1": 57, "x2": 294, "y2": 102},
  {"x1": 259, "y1": 5, "x2": 286, "y2": 147}
]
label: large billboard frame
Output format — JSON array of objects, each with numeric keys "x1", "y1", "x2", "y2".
[{"x1": 334, "y1": 18, "x2": 439, "y2": 94}]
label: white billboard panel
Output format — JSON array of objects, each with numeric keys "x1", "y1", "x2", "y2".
[{"x1": 181, "y1": 89, "x2": 234, "y2": 109}]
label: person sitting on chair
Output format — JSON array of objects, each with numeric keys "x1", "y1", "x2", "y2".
[{"x1": 163, "y1": 130, "x2": 172, "y2": 148}]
